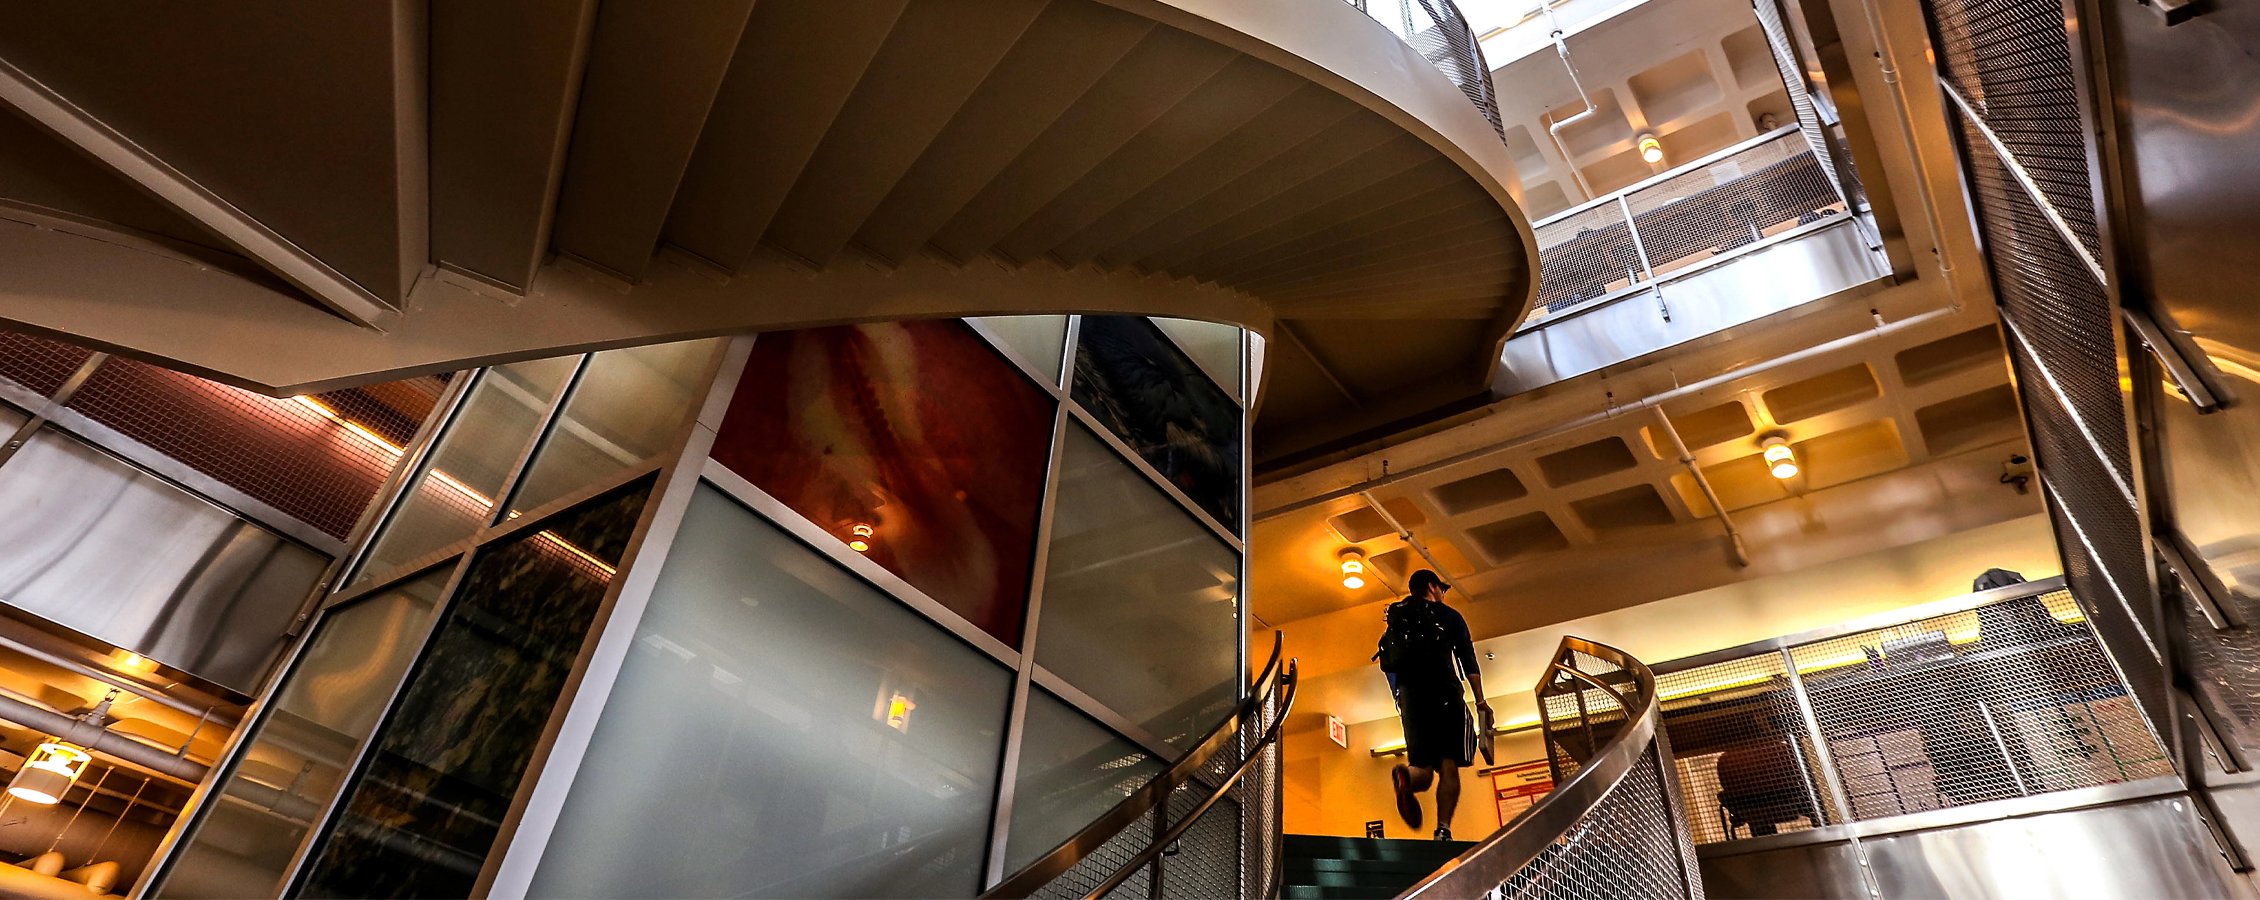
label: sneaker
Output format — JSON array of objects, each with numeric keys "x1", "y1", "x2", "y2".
[
  {"x1": 1390, "y1": 765, "x2": 1423, "y2": 830},
  {"x1": 1433, "y1": 826, "x2": 1452, "y2": 841}
]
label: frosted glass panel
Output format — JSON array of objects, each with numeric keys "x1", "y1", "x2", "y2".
[
  {"x1": 1004, "y1": 689, "x2": 1163, "y2": 875},
  {"x1": 972, "y1": 315, "x2": 1068, "y2": 382},
  {"x1": 530, "y1": 484, "x2": 1012, "y2": 899},
  {"x1": 510, "y1": 339, "x2": 724, "y2": 514},
  {"x1": 1034, "y1": 425, "x2": 1239, "y2": 748},
  {"x1": 154, "y1": 571, "x2": 447, "y2": 900},
  {"x1": 349, "y1": 357, "x2": 578, "y2": 588}
]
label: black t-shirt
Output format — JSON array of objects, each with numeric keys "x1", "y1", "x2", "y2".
[{"x1": 1384, "y1": 597, "x2": 1479, "y2": 702}]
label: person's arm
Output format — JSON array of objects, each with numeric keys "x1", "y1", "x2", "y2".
[{"x1": 1452, "y1": 611, "x2": 1491, "y2": 714}]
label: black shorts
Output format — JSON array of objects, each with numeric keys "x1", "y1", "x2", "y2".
[{"x1": 1400, "y1": 696, "x2": 1473, "y2": 770}]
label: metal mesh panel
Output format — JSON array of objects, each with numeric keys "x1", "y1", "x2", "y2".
[
  {"x1": 1928, "y1": 0, "x2": 2103, "y2": 263},
  {"x1": 1622, "y1": 134, "x2": 1841, "y2": 278},
  {"x1": 0, "y1": 329, "x2": 95, "y2": 399},
  {"x1": 1786, "y1": 592, "x2": 2169, "y2": 820},
  {"x1": 1753, "y1": 0, "x2": 1847, "y2": 200},
  {"x1": 1530, "y1": 202, "x2": 1640, "y2": 320},
  {"x1": 1526, "y1": 133, "x2": 1839, "y2": 327},
  {"x1": 63, "y1": 354, "x2": 443, "y2": 539},
  {"x1": 1655, "y1": 653, "x2": 1837, "y2": 843},
  {"x1": 1495, "y1": 747, "x2": 1694, "y2": 900},
  {"x1": 1947, "y1": 83, "x2": 2166, "y2": 728},
  {"x1": 1029, "y1": 819, "x2": 1154, "y2": 900},
  {"x1": 1348, "y1": 0, "x2": 1504, "y2": 140},
  {"x1": 1156, "y1": 781, "x2": 1240, "y2": 899}
]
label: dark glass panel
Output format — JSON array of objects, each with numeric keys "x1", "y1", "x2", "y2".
[
  {"x1": 712, "y1": 321, "x2": 1056, "y2": 645},
  {"x1": 1070, "y1": 316, "x2": 1241, "y2": 529},
  {"x1": 298, "y1": 482, "x2": 652, "y2": 899}
]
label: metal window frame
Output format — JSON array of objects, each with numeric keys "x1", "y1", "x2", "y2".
[
  {"x1": 233, "y1": 312, "x2": 1252, "y2": 896},
  {"x1": 127, "y1": 369, "x2": 471, "y2": 896}
]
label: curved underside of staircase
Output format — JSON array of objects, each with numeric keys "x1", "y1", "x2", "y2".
[{"x1": 0, "y1": 0, "x2": 1533, "y2": 443}]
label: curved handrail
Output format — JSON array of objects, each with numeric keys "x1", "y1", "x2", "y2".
[
  {"x1": 1398, "y1": 637, "x2": 1694, "y2": 899},
  {"x1": 984, "y1": 632, "x2": 1298, "y2": 899}
]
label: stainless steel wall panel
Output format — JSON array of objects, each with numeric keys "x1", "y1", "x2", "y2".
[
  {"x1": 0, "y1": 428, "x2": 328, "y2": 692},
  {"x1": 1698, "y1": 841, "x2": 1866, "y2": 899},
  {"x1": 1861, "y1": 796, "x2": 2229, "y2": 899},
  {"x1": 2101, "y1": 0, "x2": 2260, "y2": 768}
]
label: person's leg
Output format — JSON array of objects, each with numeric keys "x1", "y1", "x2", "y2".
[
  {"x1": 1405, "y1": 766, "x2": 1434, "y2": 791},
  {"x1": 1435, "y1": 758, "x2": 1461, "y2": 832}
]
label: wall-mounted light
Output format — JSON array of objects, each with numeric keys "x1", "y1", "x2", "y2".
[
  {"x1": 1638, "y1": 133, "x2": 1665, "y2": 165},
  {"x1": 885, "y1": 693, "x2": 915, "y2": 732},
  {"x1": 7, "y1": 741, "x2": 90, "y2": 805},
  {"x1": 1762, "y1": 436, "x2": 1799, "y2": 480},
  {"x1": 848, "y1": 523, "x2": 875, "y2": 553},
  {"x1": 1338, "y1": 548, "x2": 1367, "y2": 591}
]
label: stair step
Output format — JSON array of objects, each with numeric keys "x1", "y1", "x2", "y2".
[
  {"x1": 1282, "y1": 834, "x2": 1475, "y2": 862},
  {"x1": 1282, "y1": 885, "x2": 1404, "y2": 900},
  {"x1": 1283, "y1": 867, "x2": 1432, "y2": 890},
  {"x1": 1287, "y1": 857, "x2": 1457, "y2": 879}
]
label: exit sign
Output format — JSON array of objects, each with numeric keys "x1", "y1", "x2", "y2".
[{"x1": 1326, "y1": 715, "x2": 1347, "y2": 748}]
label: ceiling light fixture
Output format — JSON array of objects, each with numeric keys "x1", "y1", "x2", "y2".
[
  {"x1": 7, "y1": 741, "x2": 90, "y2": 806},
  {"x1": 1762, "y1": 436, "x2": 1799, "y2": 480},
  {"x1": 1338, "y1": 548, "x2": 1367, "y2": 591},
  {"x1": 848, "y1": 523, "x2": 875, "y2": 553},
  {"x1": 1638, "y1": 133, "x2": 1664, "y2": 165}
]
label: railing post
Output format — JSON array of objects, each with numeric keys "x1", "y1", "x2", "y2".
[
  {"x1": 1779, "y1": 647, "x2": 1882, "y2": 899},
  {"x1": 1617, "y1": 193, "x2": 1668, "y2": 322}
]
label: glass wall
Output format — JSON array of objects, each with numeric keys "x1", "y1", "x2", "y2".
[
  {"x1": 519, "y1": 315, "x2": 1252, "y2": 897},
  {"x1": 530, "y1": 486, "x2": 1014, "y2": 898},
  {"x1": 152, "y1": 318, "x2": 1248, "y2": 899},
  {"x1": 150, "y1": 340, "x2": 725, "y2": 899}
]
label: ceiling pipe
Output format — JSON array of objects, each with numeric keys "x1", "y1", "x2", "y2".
[
  {"x1": 0, "y1": 689, "x2": 323, "y2": 819},
  {"x1": 1542, "y1": 3, "x2": 1599, "y2": 200},
  {"x1": 1649, "y1": 407, "x2": 1751, "y2": 567},
  {"x1": 1359, "y1": 489, "x2": 1453, "y2": 591},
  {"x1": 0, "y1": 692, "x2": 206, "y2": 785},
  {"x1": 1256, "y1": 304, "x2": 1964, "y2": 521}
]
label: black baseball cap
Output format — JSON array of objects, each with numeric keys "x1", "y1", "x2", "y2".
[{"x1": 1409, "y1": 569, "x2": 1450, "y2": 595}]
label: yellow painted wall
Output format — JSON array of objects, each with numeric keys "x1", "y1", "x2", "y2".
[{"x1": 1283, "y1": 513, "x2": 2059, "y2": 837}]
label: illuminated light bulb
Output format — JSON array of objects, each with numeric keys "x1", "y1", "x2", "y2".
[
  {"x1": 848, "y1": 523, "x2": 875, "y2": 553},
  {"x1": 1339, "y1": 552, "x2": 1367, "y2": 590},
  {"x1": 7, "y1": 741, "x2": 89, "y2": 805},
  {"x1": 1763, "y1": 437, "x2": 1798, "y2": 480},
  {"x1": 1638, "y1": 133, "x2": 1665, "y2": 165}
]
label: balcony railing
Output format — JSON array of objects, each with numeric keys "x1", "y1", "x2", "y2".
[
  {"x1": 1523, "y1": 126, "x2": 1854, "y2": 331},
  {"x1": 1347, "y1": 0, "x2": 1506, "y2": 139}
]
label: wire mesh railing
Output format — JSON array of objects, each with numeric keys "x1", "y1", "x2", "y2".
[
  {"x1": 987, "y1": 633, "x2": 1296, "y2": 900},
  {"x1": 1402, "y1": 638, "x2": 1705, "y2": 900},
  {"x1": 1653, "y1": 576, "x2": 2171, "y2": 845},
  {"x1": 1523, "y1": 127, "x2": 1850, "y2": 330},
  {"x1": 1345, "y1": 0, "x2": 1506, "y2": 140}
]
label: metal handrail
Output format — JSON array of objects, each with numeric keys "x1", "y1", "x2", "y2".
[
  {"x1": 1399, "y1": 637, "x2": 1688, "y2": 899},
  {"x1": 984, "y1": 632, "x2": 1298, "y2": 899},
  {"x1": 1344, "y1": 0, "x2": 1505, "y2": 140},
  {"x1": 1533, "y1": 124, "x2": 1803, "y2": 229}
]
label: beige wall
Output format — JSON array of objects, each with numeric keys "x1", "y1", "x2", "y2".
[{"x1": 1283, "y1": 512, "x2": 2058, "y2": 836}]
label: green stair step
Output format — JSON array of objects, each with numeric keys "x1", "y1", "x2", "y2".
[{"x1": 1282, "y1": 885, "x2": 1404, "y2": 900}]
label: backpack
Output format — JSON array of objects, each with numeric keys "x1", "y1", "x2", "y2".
[{"x1": 1373, "y1": 601, "x2": 1441, "y2": 675}]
